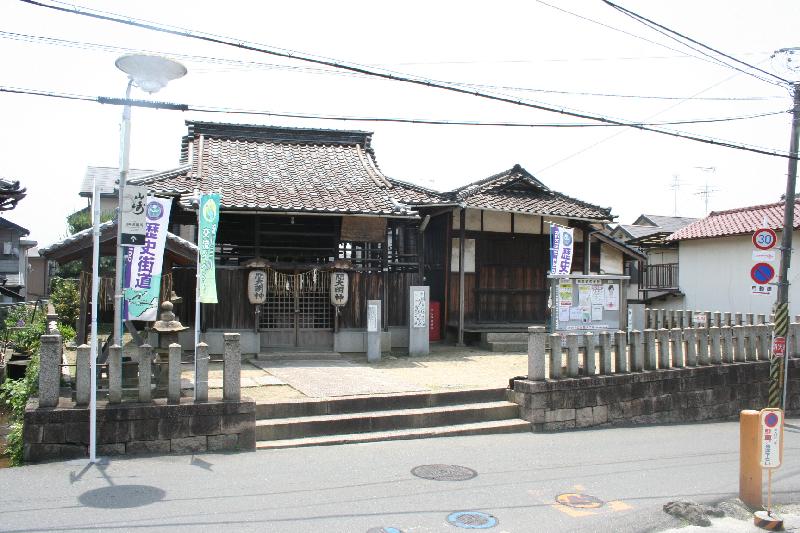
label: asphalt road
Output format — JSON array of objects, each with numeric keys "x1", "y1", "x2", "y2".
[{"x1": 1, "y1": 420, "x2": 799, "y2": 533}]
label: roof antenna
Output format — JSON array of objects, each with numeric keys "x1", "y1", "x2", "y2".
[
  {"x1": 693, "y1": 167, "x2": 718, "y2": 215},
  {"x1": 668, "y1": 175, "x2": 683, "y2": 216}
]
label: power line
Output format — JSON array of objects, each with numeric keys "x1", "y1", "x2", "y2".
[
  {"x1": 1, "y1": 85, "x2": 788, "y2": 128},
  {"x1": 14, "y1": 0, "x2": 799, "y2": 160},
  {"x1": 602, "y1": 0, "x2": 790, "y2": 87},
  {"x1": 1, "y1": 30, "x2": 782, "y2": 103}
]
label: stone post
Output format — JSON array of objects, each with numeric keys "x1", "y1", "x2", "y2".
[
  {"x1": 790, "y1": 322, "x2": 800, "y2": 357},
  {"x1": 615, "y1": 331, "x2": 628, "y2": 373},
  {"x1": 584, "y1": 332, "x2": 596, "y2": 376},
  {"x1": 746, "y1": 313, "x2": 754, "y2": 326},
  {"x1": 713, "y1": 311, "x2": 722, "y2": 327},
  {"x1": 656, "y1": 309, "x2": 664, "y2": 330},
  {"x1": 666, "y1": 310, "x2": 674, "y2": 329},
  {"x1": 686, "y1": 310, "x2": 693, "y2": 329},
  {"x1": 734, "y1": 312, "x2": 743, "y2": 326},
  {"x1": 366, "y1": 299, "x2": 382, "y2": 362},
  {"x1": 566, "y1": 334, "x2": 579, "y2": 378},
  {"x1": 630, "y1": 330, "x2": 643, "y2": 372},
  {"x1": 196, "y1": 341, "x2": 210, "y2": 402},
  {"x1": 721, "y1": 326, "x2": 734, "y2": 363},
  {"x1": 709, "y1": 326, "x2": 722, "y2": 364},
  {"x1": 757, "y1": 314, "x2": 766, "y2": 325},
  {"x1": 138, "y1": 344, "x2": 153, "y2": 403},
  {"x1": 745, "y1": 325, "x2": 758, "y2": 361},
  {"x1": 38, "y1": 334, "x2": 62, "y2": 408},
  {"x1": 697, "y1": 328, "x2": 709, "y2": 365},
  {"x1": 548, "y1": 333, "x2": 562, "y2": 379},
  {"x1": 408, "y1": 286, "x2": 430, "y2": 356},
  {"x1": 705, "y1": 311, "x2": 712, "y2": 329},
  {"x1": 723, "y1": 312, "x2": 731, "y2": 326},
  {"x1": 684, "y1": 328, "x2": 697, "y2": 366},
  {"x1": 527, "y1": 326, "x2": 546, "y2": 381},
  {"x1": 657, "y1": 328, "x2": 670, "y2": 369},
  {"x1": 646, "y1": 308, "x2": 655, "y2": 329},
  {"x1": 75, "y1": 344, "x2": 90, "y2": 407},
  {"x1": 670, "y1": 328, "x2": 684, "y2": 368},
  {"x1": 599, "y1": 331, "x2": 612, "y2": 375},
  {"x1": 168, "y1": 343, "x2": 181, "y2": 404},
  {"x1": 643, "y1": 329, "x2": 657, "y2": 370},
  {"x1": 108, "y1": 344, "x2": 122, "y2": 404},
  {"x1": 223, "y1": 332, "x2": 241, "y2": 401},
  {"x1": 733, "y1": 325, "x2": 746, "y2": 362},
  {"x1": 757, "y1": 325, "x2": 771, "y2": 361}
]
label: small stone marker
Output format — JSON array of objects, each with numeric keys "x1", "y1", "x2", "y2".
[
  {"x1": 366, "y1": 299, "x2": 382, "y2": 362},
  {"x1": 408, "y1": 286, "x2": 429, "y2": 357}
]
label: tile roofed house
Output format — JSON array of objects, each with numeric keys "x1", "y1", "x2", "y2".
[
  {"x1": 666, "y1": 200, "x2": 800, "y2": 241},
  {"x1": 0, "y1": 217, "x2": 35, "y2": 301}
]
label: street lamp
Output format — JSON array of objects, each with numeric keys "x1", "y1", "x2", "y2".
[
  {"x1": 112, "y1": 55, "x2": 186, "y2": 348},
  {"x1": 769, "y1": 47, "x2": 800, "y2": 409}
]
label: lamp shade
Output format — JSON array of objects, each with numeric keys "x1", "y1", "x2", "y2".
[{"x1": 115, "y1": 54, "x2": 187, "y2": 94}]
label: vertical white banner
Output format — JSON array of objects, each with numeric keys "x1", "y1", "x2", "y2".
[{"x1": 551, "y1": 225, "x2": 575, "y2": 275}]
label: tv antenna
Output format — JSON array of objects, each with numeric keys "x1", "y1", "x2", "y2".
[
  {"x1": 693, "y1": 167, "x2": 718, "y2": 215},
  {"x1": 668, "y1": 175, "x2": 684, "y2": 216}
]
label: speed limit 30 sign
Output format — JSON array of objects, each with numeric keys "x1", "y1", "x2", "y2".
[{"x1": 753, "y1": 228, "x2": 777, "y2": 250}]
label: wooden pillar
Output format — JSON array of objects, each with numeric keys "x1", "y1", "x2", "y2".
[{"x1": 458, "y1": 207, "x2": 466, "y2": 346}]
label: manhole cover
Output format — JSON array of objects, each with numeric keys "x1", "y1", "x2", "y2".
[
  {"x1": 446, "y1": 511, "x2": 498, "y2": 529},
  {"x1": 556, "y1": 493, "x2": 604, "y2": 509},
  {"x1": 411, "y1": 464, "x2": 477, "y2": 481},
  {"x1": 366, "y1": 528, "x2": 403, "y2": 533}
]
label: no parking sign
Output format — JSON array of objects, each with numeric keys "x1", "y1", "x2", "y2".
[{"x1": 760, "y1": 408, "x2": 783, "y2": 469}]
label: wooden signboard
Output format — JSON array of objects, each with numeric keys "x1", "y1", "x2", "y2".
[{"x1": 340, "y1": 216, "x2": 387, "y2": 242}]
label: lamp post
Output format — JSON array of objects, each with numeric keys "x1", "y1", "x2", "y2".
[
  {"x1": 112, "y1": 55, "x2": 187, "y2": 347},
  {"x1": 769, "y1": 47, "x2": 800, "y2": 409}
]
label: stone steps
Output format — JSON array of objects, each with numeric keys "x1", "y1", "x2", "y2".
[
  {"x1": 485, "y1": 341, "x2": 528, "y2": 353},
  {"x1": 255, "y1": 388, "x2": 530, "y2": 448},
  {"x1": 256, "y1": 419, "x2": 531, "y2": 449}
]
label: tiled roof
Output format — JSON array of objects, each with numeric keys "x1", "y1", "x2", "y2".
[
  {"x1": 667, "y1": 200, "x2": 800, "y2": 241},
  {"x1": 443, "y1": 164, "x2": 612, "y2": 221},
  {"x1": 615, "y1": 215, "x2": 697, "y2": 242},
  {"x1": 0, "y1": 217, "x2": 29, "y2": 236},
  {"x1": 385, "y1": 178, "x2": 448, "y2": 205},
  {"x1": 142, "y1": 121, "x2": 424, "y2": 217},
  {"x1": 79, "y1": 166, "x2": 158, "y2": 196},
  {"x1": 639, "y1": 215, "x2": 699, "y2": 232}
]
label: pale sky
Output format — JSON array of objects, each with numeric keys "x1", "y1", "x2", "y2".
[{"x1": 0, "y1": 0, "x2": 798, "y2": 247}]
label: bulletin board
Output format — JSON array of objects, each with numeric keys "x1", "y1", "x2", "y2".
[{"x1": 549, "y1": 274, "x2": 629, "y2": 334}]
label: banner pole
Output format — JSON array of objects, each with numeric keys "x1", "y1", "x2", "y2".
[{"x1": 194, "y1": 201, "x2": 200, "y2": 402}]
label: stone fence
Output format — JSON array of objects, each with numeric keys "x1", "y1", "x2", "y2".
[
  {"x1": 510, "y1": 325, "x2": 799, "y2": 432},
  {"x1": 643, "y1": 308, "x2": 800, "y2": 330},
  {"x1": 24, "y1": 332, "x2": 254, "y2": 462}
]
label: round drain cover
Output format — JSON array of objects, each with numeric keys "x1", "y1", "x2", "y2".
[
  {"x1": 446, "y1": 511, "x2": 498, "y2": 529},
  {"x1": 556, "y1": 493, "x2": 604, "y2": 509},
  {"x1": 411, "y1": 464, "x2": 477, "y2": 481}
]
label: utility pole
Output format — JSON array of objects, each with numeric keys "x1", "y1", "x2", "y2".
[{"x1": 771, "y1": 81, "x2": 800, "y2": 409}]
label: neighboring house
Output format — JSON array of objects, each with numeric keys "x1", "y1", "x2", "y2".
[
  {"x1": 663, "y1": 200, "x2": 800, "y2": 316},
  {"x1": 117, "y1": 120, "x2": 642, "y2": 351},
  {"x1": 0, "y1": 217, "x2": 36, "y2": 302},
  {"x1": 79, "y1": 166, "x2": 157, "y2": 213},
  {"x1": 26, "y1": 247, "x2": 49, "y2": 301},
  {"x1": 611, "y1": 214, "x2": 697, "y2": 303}
]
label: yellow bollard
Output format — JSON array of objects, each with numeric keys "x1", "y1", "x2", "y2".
[{"x1": 740, "y1": 410, "x2": 762, "y2": 508}]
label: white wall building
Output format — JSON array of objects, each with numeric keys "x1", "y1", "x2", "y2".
[{"x1": 662, "y1": 200, "x2": 800, "y2": 317}]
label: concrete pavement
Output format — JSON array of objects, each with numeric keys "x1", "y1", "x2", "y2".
[{"x1": 1, "y1": 419, "x2": 799, "y2": 532}]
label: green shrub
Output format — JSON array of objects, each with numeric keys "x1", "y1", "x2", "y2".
[
  {"x1": 1, "y1": 353, "x2": 39, "y2": 466},
  {"x1": 49, "y1": 278, "x2": 80, "y2": 329}
]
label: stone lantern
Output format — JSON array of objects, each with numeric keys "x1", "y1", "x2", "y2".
[{"x1": 151, "y1": 301, "x2": 189, "y2": 388}]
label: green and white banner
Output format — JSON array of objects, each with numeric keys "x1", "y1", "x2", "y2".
[{"x1": 198, "y1": 193, "x2": 220, "y2": 303}]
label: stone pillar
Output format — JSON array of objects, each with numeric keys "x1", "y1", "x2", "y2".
[
  {"x1": 790, "y1": 322, "x2": 800, "y2": 357},
  {"x1": 697, "y1": 328, "x2": 709, "y2": 365},
  {"x1": 686, "y1": 310, "x2": 693, "y2": 329},
  {"x1": 566, "y1": 334, "x2": 579, "y2": 378},
  {"x1": 584, "y1": 332, "x2": 596, "y2": 376},
  {"x1": 670, "y1": 328, "x2": 684, "y2": 368},
  {"x1": 745, "y1": 326, "x2": 758, "y2": 361},
  {"x1": 705, "y1": 311, "x2": 712, "y2": 329},
  {"x1": 548, "y1": 333, "x2": 562, "y2": 379},
  {"x1": 757, "y1": 325, "x2": 771, "y2": 361},
  {"x1": 615, "y1": 331, "x2": 628, "y2": 373},
  {"x1": 757, "y1": 314, "x2": 766, "y2": 325},
  {"x1": 721, "y1": 326, "x2": 734, "y2": 363},
  {"x1": 599, "y1": 331, "x2": 612, "y2": 375},
  {"x1": 38, "y1": 334, "x2": 62, "y2": 408},
  {"x1": 408, "y1": 286, "x2": 429, "y2": 356},
  {"x1": 108, "y1": 344, "x2": 122, "y2": 404},
  {"x1": 643, "y1": 329, "x2": 657, "y2": 370},
  {"x1": 366, "y1": 299, "x2": 382, "y2": 363},
  {"x1": 656, "y1": 309, "x2": 664, "y2": 330},
  {"x1": 75, "y1": 344, "x2": 90, "y2": 407},
  {"x1": 713, "y1": 311, "x2": 722, "y2": 328},
  {"x1": 709, "y1": 326, "x2": 722, "y2": 364},
  {"x1": 733, "y1": 325, "x2": 746, "y2": 362},
  {"x1": 138, "y1": 344, "x2": 153, "y2": 403},
  {"x1": 657, "y1": 328, "x2": 670, "y2": 369},
  {"x1": 723, "y1": 312, "x2": 732, "y2": 326},
  {"x1": 527, "y1": 326, "x2": 546, "y2": 380},
  {"x1": 630, "y1": 330, "x2": 643, "y2": 372},
  {"x1": 734, "y1": 312, "x2": 743, "y2": 326},
  {"x1": 685, "y1": 328, "x2": 697, "y2": 366},
  {"x1": 746, "y1": 313, "x2": 754, "y2": 326},
  {"x1": 168, "y1": 343, "x2": 181, "y2": 404},
  {"x1": 223, "y1": 332, "x2": 241, "y2": 402},
  {"x1": 646, "y1": 308, "x2": 655, "y2": 329},
  {"x1": 196, "y1": 341, "x2": 210, "y2": 402},
  {"x1": 666, "y1": 310, "x2": 674, "y2": 329}
]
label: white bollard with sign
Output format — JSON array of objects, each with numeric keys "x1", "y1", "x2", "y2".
[{"x1": 754, "y1": 408, "x2": 784, "y2": 529}]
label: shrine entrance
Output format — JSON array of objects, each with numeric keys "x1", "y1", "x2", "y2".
[{"x1": 259, "y1": 269, "x2": 334, "y2": 348}]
